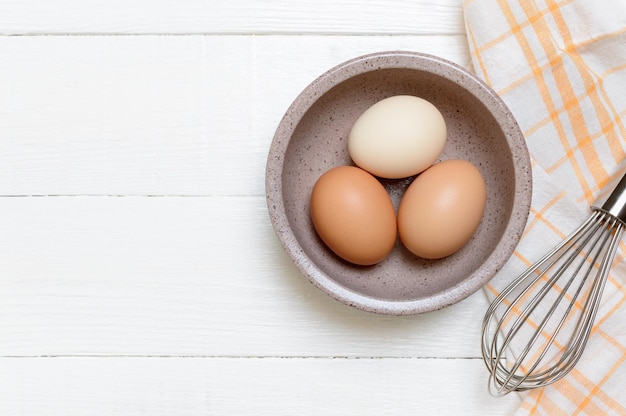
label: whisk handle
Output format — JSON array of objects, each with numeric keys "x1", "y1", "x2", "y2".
[{"x1": 592, "y1": 172, "x2": 626, "y2": 225}]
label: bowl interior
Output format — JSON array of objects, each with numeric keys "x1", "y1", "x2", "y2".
[{"x1": 269, "y1": 52, "x2": 530, "y2": 314}]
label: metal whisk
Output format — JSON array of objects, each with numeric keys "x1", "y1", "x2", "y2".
[{"x1": 481, "y1": 173, "x2": 626, "y2": 396}]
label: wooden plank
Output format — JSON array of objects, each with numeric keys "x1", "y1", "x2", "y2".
[
  {"x1": 0, "y1": 35, "x2": 470, "y2": 196},
  {"x1": 0, "y1": 356, "x2": 522, "y2": 415},
  {"x1": 0, "y1": 3, "x2": 524, "y2": 415},
  {"x1": 0, "y1": 0, "x2": 464, "y2": 35},
  {"x1": 0, "y1": 195, "x2": 492, "y2": 357}
]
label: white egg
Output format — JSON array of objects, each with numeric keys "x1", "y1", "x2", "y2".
[{"x1": 348, "y1": 95, "x2": 447, "y2": 179}]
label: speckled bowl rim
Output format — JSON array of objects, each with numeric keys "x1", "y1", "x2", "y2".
[{"x1": 266, "y1": 50, "x2": 532, "y2": 315}]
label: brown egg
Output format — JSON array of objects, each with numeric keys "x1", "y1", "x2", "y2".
[
  {"x1": 310, "y1": 166, "x2": 397, "y2": 265},
  {"x1": 397, "y1": 159, "x2": 486, "y2": 259}
]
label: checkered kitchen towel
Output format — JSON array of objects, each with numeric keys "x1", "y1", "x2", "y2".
[{"x1": 464, "y1": 0, "x2": 626, "y2": 414}]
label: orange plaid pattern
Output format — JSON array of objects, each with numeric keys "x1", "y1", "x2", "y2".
[{"x1": 464, "y1": 0, "x2": 626, "y2": 414}]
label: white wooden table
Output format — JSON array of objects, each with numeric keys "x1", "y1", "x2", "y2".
[{"x1": 0, "y1": 1, "x2": 525, "y2": 414}]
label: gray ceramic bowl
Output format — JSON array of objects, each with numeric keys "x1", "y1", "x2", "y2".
[{"x1": 266, "y1": 51, "x2": 531, "y2": 315}]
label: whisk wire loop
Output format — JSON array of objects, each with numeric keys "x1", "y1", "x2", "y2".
[
  {"x1": 482, "y1": 208, "x2": 624, "y2": 396},
  {"x1": 523, "y1": 213, "x2": 617, "y2": 381},
  {"x1": 484, "y1": 221, "x2": 590, "y2": 393},
  {"x1": 548, "y1": 213, "x2": 622, "y2": 382}
]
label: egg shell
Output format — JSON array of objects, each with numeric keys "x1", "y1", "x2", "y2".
[
  {"x1": 348, "y1": 95, "x2": 446, "y2": 179},
  {"x1": 397, "y1": 159, "x2": 486, "y2": 259},
  {"x1": 310, "y1": 166, "x2": 397, "y2": 266}
]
